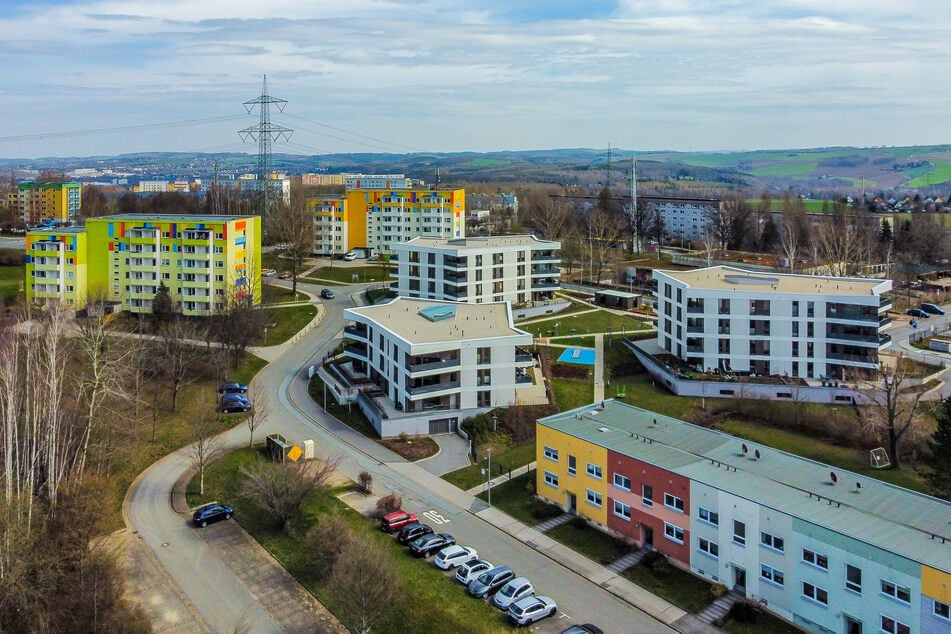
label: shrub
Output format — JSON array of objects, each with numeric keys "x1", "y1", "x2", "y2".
[
  {"x1": 304, "y1": 515, "x2": 354, "y2": 580},
  {"x1": 640, "y1": 550, "x2": 669, "y2": 574},
  {"x1": 524, "y1": 479, "x2": 536, "y2": 495},
  {"x1": 398, "y1": 431, "x2": 408, "y2": 443},
  {"x1": 530, "y1": 500, "x2": 563, "y2": 520},
  {"x1": 710, "y1": 582, "x2": 729, "y2": 599},
  {"x1": 358, "y1": 470, "x2": 373, "y2": 494},
  {"x1": 728, "y1": 600, "x2": 759, "y2": 623},
  {"x1": 375, "y1": 493, "x2": 402, "y2": 518},
  {"x1": 569, "y1": 515, "x2": 588, "y2": 529}
]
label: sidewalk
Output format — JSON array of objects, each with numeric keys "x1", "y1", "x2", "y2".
[{"x1": 348, "y1": 460, "x2": 721, "y2": 634}]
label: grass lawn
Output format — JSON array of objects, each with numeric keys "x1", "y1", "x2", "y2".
[
  {"x1": 475, "y1": 471, "x2": 541, "y2": 525},
  {"x1": 190, "y1": 447, "x2": 518, "y2": 634},
  {"x1": 261, "y1": 282, "x2": 309, "y2": 304},
  {"x1": 257, "y1": 304, "x2": 318, "y2": 345},
  {"x1": 525, "y1": 309, "x2": 650, "y2": 338},
  {"x1": 443, "y1": 442, "x2": 536, "y2": 491},
  {"x1": 308, "y1": 375, "x2": 378, "y2": 437},
  {"x1": 550, "y1": 376, "x2": 593, "y2": 412},
  {"x1": 0, "y1": 264, "x2": 24, "y2": 304},
  {"x1": 309, "y1": 265, "x2": 393, "y2": 284},
  {"x1": 554, "y1": 336, "x2": 595, "y2": 348},
  {"x1": 623, "y1": 563, "x2": 713, "y2": 614},
  {"x1": 546, "y1": 521, "x2": 632, "y2": 565},
  {"x1": 723, "y1": 610, "x2": 806, "y2": 634},
  {"x1": 718, "y1": 419, "x2": 929, "y2": 493}
]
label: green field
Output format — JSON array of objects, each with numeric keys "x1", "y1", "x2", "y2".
[
  {"x1": 0, "y1": 265, "x2": 24, "y2": 304},
  {"x1": 308, "y1": 265, "x2": 393, "y2": 284},
  {"x1": 751, "y1": 162, "x2": 819, "y2": 177},
  {"x1": 909, "y1": 162, "x2": 951, "y2": 187},
  {"x1": 258, "y1": 304, "x2": 317, "y2": 344}
]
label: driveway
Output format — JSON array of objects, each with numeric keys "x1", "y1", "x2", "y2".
[{"x1": 415, "y1": 432, "x2": 472, "y2": 475}]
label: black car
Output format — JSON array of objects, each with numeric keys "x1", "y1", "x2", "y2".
[
  {"x1": 907, "y1": 308, "x2": 931, "y2": 319},
  {"x1": 409, "y1": 533, "x2": 455, "y2": 557},
  {"x1": 320, "y1": 288, "x2": 335, "y2": 299},
  {"x1": 397, "y1": 522, "x2": 434, "y2": 545},
  {"x1": 560, "y1": 625, "x2": 604, "y2": 634},
  {"x1": 218, "y1": 393, "x2": 251, "y2": 413},
  {"x1": 192, "y1": 502, "x2": 233, "y2": 528},
  {"x1": 217, "y1": 381, "x2": 248, "y2": 394}
]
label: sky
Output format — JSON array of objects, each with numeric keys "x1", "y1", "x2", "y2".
[{"x1": 1, "y1": 0, "x2": 949, "y2": 159}]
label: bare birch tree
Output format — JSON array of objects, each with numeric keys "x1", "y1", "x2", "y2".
[
  {"x1": 240, "y1": 453, "x2": 343, "y2": 530},
  {"x1": 187, "y1": 411, "x2": 225, "y2": 497},
  {"x1": 329, "y1": 534, "x2": 406, "y2": 634}
]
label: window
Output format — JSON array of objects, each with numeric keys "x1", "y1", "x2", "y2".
[
  {"x1": 585, "y1": 463, "x2": 603, "y2": 479},
  {"x1": 698, "y1": 538, "x2": 718, "y2": 558},
  {"x1": 698, "y1": 507, "x2": 719, "y2": 526},
  {"x1": 880, "y1": 616, "x2": 910, "y2": 634},
  {"x1": 760, "y1": 564, "x2": 785, "y2": 587},
  {"x1": 642, "y1": 484, "x2": 653, "y2": 508},
  {"x1": 585, "y1": 489, "x2": 602, "y2": 508},
  {"x1": 544, "y1": 471, "x2": 558, "y2": 488},
  {"x1": 760, "y1": 532, "x2": 785, "y2": 552},
  {"x1": 543, "y1": 446, "x2": 558, "y2": 462},
  {"x1": 802, "y1": 581, "x2": 828, "y2": 605},
  {"x1": 613, "y1": 500, "x2": 631, "y2": 520},
  {"x1": 733, "y1": 520, "x2": 746, "y2": 546},
  {"x1": 880, "y1": 579, "x2": 911, "y2": 604},
  {"x1": 845, "y1": 564, "x2": 862, "y2": 594},
  {"x1": 613, "y1": 473, "x2": 631, "y2": 491},
  {"x1": 664, "y1": 493, "x2": 685, "y2": 513},
  {"x1": 802, "y1": 548, "x2": 828, "y2": 570},
  {"x1": 567, "y1": 455, "x2": 576, "y2": 476},
  {"x1": 935, "y1": 600, "x2": 951, "y2": 620},
  {"x1": 663, "y1": 522, "x2": 684, "y2": 544}
]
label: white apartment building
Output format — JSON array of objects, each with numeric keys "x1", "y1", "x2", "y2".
[
  {"x1": 645, "y1": 197, "x2": 720, "y2": 243},
  {"x1": 364, "y1": 188, "x2": 465, "y2": 253},
  {"x1": 653, "y1": 266, "x2": 893, "y2": 380},
  {"x1": 391, "y1": 235, "x2": 561, "y2": 307},
  {"x1": 342, "y1": 298, "x2": 534, "y2": 437},
  {"x1": 345, "y1": 174, "x2": 412, "y2": 189}
]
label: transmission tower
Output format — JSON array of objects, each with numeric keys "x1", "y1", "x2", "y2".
[{"x1": 238, "y1": 75, "x2": 293, "y2": 219}]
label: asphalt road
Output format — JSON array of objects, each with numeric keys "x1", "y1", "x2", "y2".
[{"x1": 124, "y1": 282, "x2": 678, "y2": 633}]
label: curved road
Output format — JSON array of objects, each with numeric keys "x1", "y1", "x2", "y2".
[{"x1": 125, "y1": 282, "x2": 677, "y2": 634}]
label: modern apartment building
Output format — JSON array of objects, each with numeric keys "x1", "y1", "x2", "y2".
[
  {"x1": 537, "y1": 400, "x2": 951, "y2": 634},
  {"x1": 342, "y1": 297, "x2": 533, "y2": 436},
  {"x1": 17, "y1": 182, "x2": 82, "y2": 225},
  {"x1": 26, "y1": 214, "x2": 261, "y2": 315},
  {"x1": 643, "y1": 196, "x2": 720, "y2": 243},
  {"x1": 309, "y1": 187, "x2": 466, "y2": 256},
  {"x1": 391, "y1": 235, "x2": 561, "y2": 306},
  {"x1": 653, "y1": 266, "x2": 893, "y2": 380}
]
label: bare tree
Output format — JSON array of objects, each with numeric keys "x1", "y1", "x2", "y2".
[
  {"x1": 152, "y1": 318, "x2": 213, "y2": 412},
  {"x1": 187, "y1": 410, "x2": 225, "y2": 497},
  {"x1": 267, "y1": 190, "x2": 315, "y2": 296},
  {"x1": 700, "y1": 224, "x2": 718, "y2": 266},
  {"x1": 778, "y1": 217, "x2": 800, "y2": 273},
  {"x1": 328, "y1": 534, "x2": 406, "y2": 634},
  {"x1": 240, "y1": 453, "x2": 343, "y2": 530},
  {"x1": 528, "y1": 198, "x2": 572, "y2": 240},
  {"x1": 244, "y1": 390, "x2": 270, "y2": 448},
  {"x1": 856, "y1": 356, "x2": 925, "y2": 470}
]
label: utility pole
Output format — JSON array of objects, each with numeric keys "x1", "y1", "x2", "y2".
[
  {"x1": 239, "y1": 75, "x2": 293, "y2": 222},
  {"x1": 630, "y1": 157, "x2": 638, "y2": 254}
]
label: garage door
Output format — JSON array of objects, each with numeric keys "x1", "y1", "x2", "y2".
[{"x1": 428, "y1": 417, "x2": 457, "y2": 434}]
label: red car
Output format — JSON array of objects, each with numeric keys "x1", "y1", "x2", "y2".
[{"x1": 380, "y1": 510, "x2": 418, "y2": 533}]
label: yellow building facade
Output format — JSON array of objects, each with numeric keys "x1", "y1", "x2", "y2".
[{"x1": 18, "y1": 182, "x2": 81, "y2": 224}]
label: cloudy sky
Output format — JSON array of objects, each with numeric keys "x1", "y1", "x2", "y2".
[{"x1": 0, "y1": 0, "x2": 948, "y2": 158}]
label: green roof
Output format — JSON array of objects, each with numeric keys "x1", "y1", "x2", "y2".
[{"x1": 540, "y1": 400, "x2": 951, "y2": 573}]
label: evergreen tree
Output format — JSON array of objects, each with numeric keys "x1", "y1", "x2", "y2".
[
  {"x1": 152, "y1": 281, "x2": 174, "y2": 325},
  {"x1": 926, "y1": 397, "x2": 951, "y2": 500},
  {"x1": 879, "y1": 219, "x2": 893, "y2": 244}
]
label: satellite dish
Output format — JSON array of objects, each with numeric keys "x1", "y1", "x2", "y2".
[
  {"x1": 754, "y1": 449, "x2": 761, "y2": 460},
  {"x1": 830, "y1": 471, "x2": 838, "y2": 484},
  {"x1": 742, "y1": 443, "x2": 749, "y2": 454}
]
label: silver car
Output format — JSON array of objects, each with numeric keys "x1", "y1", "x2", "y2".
[
  {"x1": 492, "y1": 576, "x2": 534, "y2": 610},
  {"x1": 433, "y1": 545, "x2": 478, "y2": 570},
  {"x1": 454, "y1": 559, "x2": 493, "y2": 585},
  {"x1": 508, "y1": 595, "x2": 557, "y2": 626}
]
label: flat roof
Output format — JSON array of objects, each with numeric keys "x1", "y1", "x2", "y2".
[
  {"x1": 656, "y1": 265, "x2": 887, "y2": 296},
  {"x1": 596, "y1": 289, "x2": 641, "y2": 299},
  {"x1": 399, "y1": 235, "x2": 559, "y2": 251},
  {"x1": 540, "y1": 400, "x2": 951, "y2": 573},
  {"x1": 28, "y1": 227, "x2": 85, "y2": 235},
  {"x1": 346, "y1": 297, "x2": 530, "y2": 345},
  {"x1": 89, "y1": 214, "x2": 256, "y2": 222}
]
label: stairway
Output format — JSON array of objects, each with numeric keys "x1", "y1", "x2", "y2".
[
  {"x1": 605, "y1": 546, "x2": 652, "y2": 574},
  {"x1": 696, "y1": 589, "x2": 744, "y2": 625},
  {"x1": 534, "y1": 513, "x2": 574, "y2": 532}
]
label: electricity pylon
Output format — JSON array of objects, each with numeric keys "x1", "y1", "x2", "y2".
[{"x1": 238, "y1": 75, "x2": 293, "y2": 220}]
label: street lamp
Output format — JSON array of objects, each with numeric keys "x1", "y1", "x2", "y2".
[
  {"x1": 492, "y1": 413, "x2": 498, "y2": 433},
  {"x1": 485, "y1": 447, "x2": 493, "y2": 507}
]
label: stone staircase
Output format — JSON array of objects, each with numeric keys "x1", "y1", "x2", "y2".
[
  {"x1": 696, "y1": 589, "x2": 744, "y2": 626},
  {"x1": 605, "y1": 547, "x2": 652, "y2": 574},
  {"x1": 534, "y1": 513, "x2": 574, "y2": 533}
]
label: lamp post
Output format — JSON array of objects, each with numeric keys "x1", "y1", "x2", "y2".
[
  {"x1": 485, "y1": 447, "x2": 493, "y2": 507},
  {"x1": 264, "y1": 326, "x2": 269, "y2": 346},
  {"x1": 492, "y1": 413, "x2": 498, "y2": 433}
]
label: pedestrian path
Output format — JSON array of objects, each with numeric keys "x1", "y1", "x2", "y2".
[
  {"x1": 606, "y1": 546, "x2": 651, "y2": 574},
  {"x1": 464, "y1": 460, "x2": 537, "y2": 495},
  {"x1": 696, "y1": 590, "x2": 744, "y2": 626},
  {"x1": 533, "y1": 512, "x2": 574, "y2": 533}
]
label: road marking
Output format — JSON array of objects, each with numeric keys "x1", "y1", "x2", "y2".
[{"x1": 423, "y1": 510, "x2": 449, "y2": 525}]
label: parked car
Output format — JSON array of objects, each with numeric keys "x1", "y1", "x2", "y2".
[
  {"x1": 278, "y1": 271, "x2": 292, "y2": 279},
  {"x1": 396, "y1": 522, "x2": 433, "y2": 545},
  {"x1": 559, "y1": 625, "x2": 604, "y2": 634},
  {"x1": 467, "y1": 565, "x2": 515, "y2": 599},
  {"x1": 263, "y1": 268, "x2": 277, "y2": 277},
  {"x1": 433, "y1": 545, "x2": 478, "y2": 570},
  {"x1": 192, "y1": 502, "x2": 233, "y2": 528},
  {"x1": 409, "y1": 533, "x2": 455, "y2": 558},
  {"x1": 380, "y1": 510, "x2": 418, "y2": 533},
  {"x1": 492, "y1": 576, "x2": 534, "y2": 610},
  {"x1": 217, "y1": 381, "x2": 248, "y2": 394},
  {"x1": 367, "y1": 254, "x2": 380, "y2": 262},
  {"x1": 455, "y1": 559, "x2": 494, "y2": 585},
  {"x1": 343, "y1": 252, "x2": 358, "y2": 261},
  {"x1": 907, "y1": 308, "x2": 931, "y2": 318},
  {"x1": 922, "y1": 303, "x2": 946, "y2": 315},
  {"x1": 218, "y1": 393, "x2": 251, "y2": 413},
  {"x1": 509, "y1": 595, "x2": 558, "y2": 626},
  {"x1": 320, "y1": 288, "x2": 335, "y2": 299}
]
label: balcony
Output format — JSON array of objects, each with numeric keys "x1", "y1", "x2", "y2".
[
  {"x1": 515, "y1": 349, "x2": 533, "y2": 364},
  {"x1": 827, "y1": 352, "x2": 878, "y2": 365},
  {"x1": 344, "y1": 343, "x2": 369, "y2": 361},
  {"x1": 443, "y1": 288, "x2": 468, "y2": 300},
  {"x1": 408, "y1": 380, "x2": 460, "y2": 397},
  {"x1": 879, "y1": 316, "x2": 892, "y2": 329},
  {"x1": 531, "y1": 266, "x2": 560, "y2": 276},
  {"x1": 534, "y1": 279, "x2": 560, "y2": 290},
  {"x1": 344, "y1": 324, "x2": 368, "y2": 340},
  {"x1": 825, "y1": 331, "x2": 880, "y2": 345},
  {"x1": 879, "y1": 333, "x2": 893, "y2": 347},
  {"x1": 879, "y1": 296, "x2": 892, "y2": 310},
  {"x1": 407, "y1": 358, "x2": 460, "y2": 374},
  {"x1": 358, "y1": 391, "x2": 389, "y2": 420},
  {"x1": 532, "y1": 253, "x2": 560, "y2": 262},
  {"x1": 686, "y1": 345, "x2": 704, "y2": 353},
  {"x1": 687, "y1": 325, "x2": 704, "y2": 334},
  {"x1": 516, "y1": 374, "x2": 534, "y2": 384},
  {"x1": 445, "y1": 270, "x2": 467, "y2": 282}
]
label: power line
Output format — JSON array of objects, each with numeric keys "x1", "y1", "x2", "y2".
[
  {"x1": 238, "y1": 75, "x2": 293, "y2": 219},
  {"x1": 284, "y1": 113, "x2": 423, "y2": 153},
  {"x1": 0, "y1": 114, "x2": 247, "y2": 143}
]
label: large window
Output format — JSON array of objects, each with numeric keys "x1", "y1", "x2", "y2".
[
  {"x1": 760, "y1": 564, "x2": 785, "y2": 587},
  {"x1": 802, "y1": 581, "x2": 828, "y2": 605},
  {"x1": 613, "y1": 500, "x2": 631, "y2": 520},
  {"x1": 663, "y1": 522, "x2": 684, "y2": 544},
  {"x1": 880, "y1": 616, "x2": 910, "y2": 634},
  {"x1": 698, "y1": 538, "x2": 718, "y2": 558},
  {"x1": 567, "y1": 455, "x2": 576, "y2": 476},
  {"x1": 543, "y1": 446, "x2": 558, "y2": 462},
  {"x1": 642, "y1": 484, "x2": 653, "y2": 508},
  {"x1": 733, "y1": 520, "x2": 746, "y2": 546},
  {"x1": 760, "y1": 531, "x2": 785, "y2": 552},
  {"x1": 935, "y1": 600, "x2": 951, "y2": 620},
  {"x1": 585, "y1": 463, "x2": 603, "y2": 479},
  {"x1": 544, "y1": 471, "x2": 558, "y2": 489},
  {"x1": 698, "y1": 507, "x2": 719, "y2": 526},
  {"x1": 585, "y1": 489, "x2": 602, "y2": 508},
  {"x1": 845, "y1": 564, "x2": 862, "y2": 594},
  {"x1": 613, "y1": 473, "x2": 631, "y2": 491},
  {"x1": 663, "y1": 493, "x2": 685, "y2": 513},
  {"x1": 802, "y1": 548, "x2": 828, "y2": 570},
  {"x1": 880, "y1": 579, "x2": 911, "y2": 604}
]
